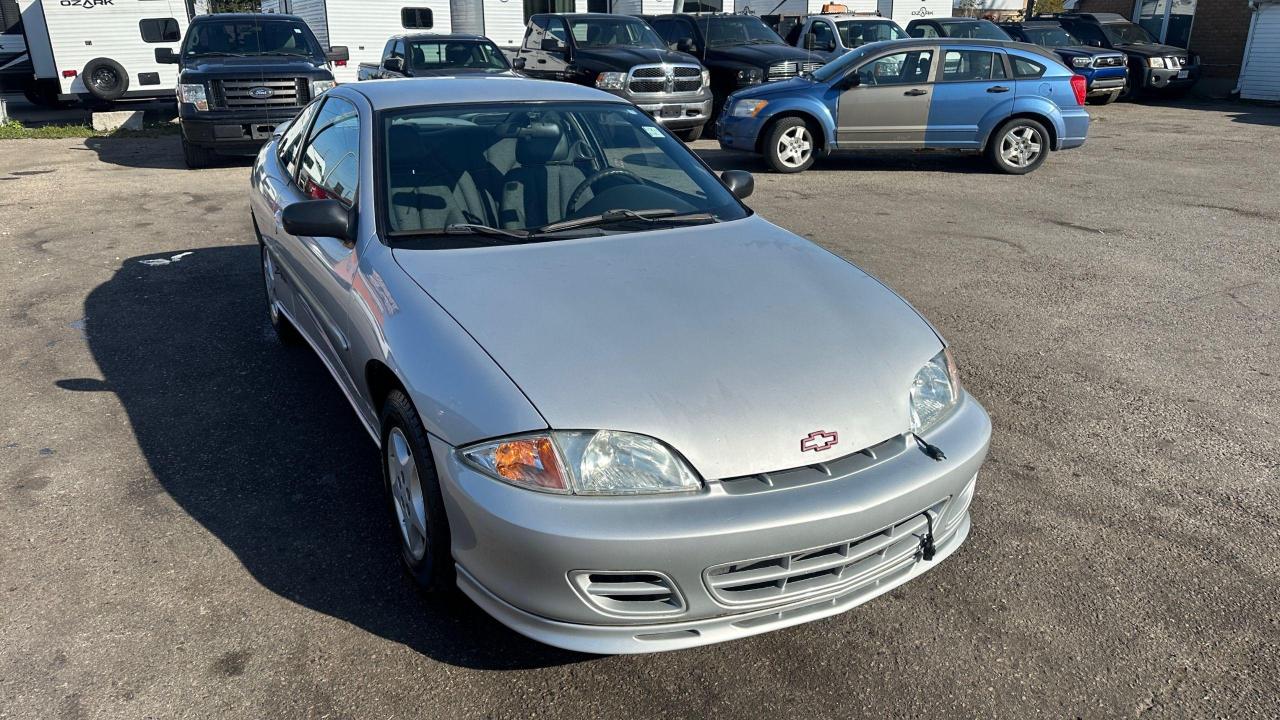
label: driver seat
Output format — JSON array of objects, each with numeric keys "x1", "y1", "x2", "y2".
[{"x1": 499, "y1": 123, "x2": 588, "y2": 230}]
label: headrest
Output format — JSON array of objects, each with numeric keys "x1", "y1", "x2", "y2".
[
  {"x1": 388, "y1": 125, "x2": 429, "y2": 173},
  {"x1": 515, "y1": 123, "x2": 568, "y2": 165}
]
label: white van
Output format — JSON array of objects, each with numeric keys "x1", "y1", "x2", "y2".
[
  {"x1": 260, "y1": 0, "x2": 452, "y2": 84},
  {"x1": 9, "y1": 0, "x2": 189, "y2": 106}
]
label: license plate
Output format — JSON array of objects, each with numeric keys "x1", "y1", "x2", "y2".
[
  {"x1": 660, "y1": 106, "x2": 681, "y2": 119},
  {"x1": 1177, "y1": 70, "x2": 1189, "y2": 79}
]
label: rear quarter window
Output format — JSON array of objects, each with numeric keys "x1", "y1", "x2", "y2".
[{"x1": 1011, "y1": 56, "x2": 1046, "y2": 79}]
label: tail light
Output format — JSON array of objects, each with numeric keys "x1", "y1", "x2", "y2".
[
  {"x1": 62, "y1": 70, "x2": 77, "y2": 78},
  {"x1": 1069, "y1": 74, "x2": 1086, "y2": 105},
  {"x1": 335, "y1": 60, "x2": 347, "y2": 67}
]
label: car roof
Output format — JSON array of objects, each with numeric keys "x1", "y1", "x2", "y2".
[
  {"x1": 1000, "y1": 20, "x2": 1065, "y2": 28},
  {"x1": 392, "y1": 33, "x2": 493, "y2": 42},
  {"x1": 534, "y1": 12, "x2": 646, "y2": 19},
  {"x1": 191, "y1": 12, "x2": 306, "y2": 22},
  {"x1": 858, "y1": 37, "x2": 1064, "y2": 63},
  {"x1": 341, "y1": 76, "x2": 629, "y2": 111},
  {"x1": 811, "y1": 14, "x2": 895, "y2": 21}
]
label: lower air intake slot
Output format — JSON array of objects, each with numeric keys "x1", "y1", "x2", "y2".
[{"x1": 570, "y1": 571, "x2": 686, "y2": 617}]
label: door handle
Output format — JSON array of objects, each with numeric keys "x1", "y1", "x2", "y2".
[
  {"x1": 904, "y1": 88, "x2": 928, "y2": 96},
  {"x1": 987, "y1": 85, "x2": 1011, "y2": 93}
]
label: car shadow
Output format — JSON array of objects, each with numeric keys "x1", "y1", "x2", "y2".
[
  {"x1": 695, "y1": 146, "x2": 991, "y2": 174},
  {"x1": 82, "y1": 135, "x2": 257, "y2": 171},
  {"x1": 63, "y1": 245, "x2": 590, "y2": 670}
]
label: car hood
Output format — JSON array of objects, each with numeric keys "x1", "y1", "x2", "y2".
[
  {"x1": 1112, "y1": 42, "x2": 1187, "y2": 57},
  {"x1": 706, "y1": 43, "x2": 817, "y2": 68},
  {"x1": 180, "y1": 55, "x2": 331, "y2": 78},
  {"x1": 574, "y1": 46, "x2": 701, "y2": 69},
  {"x1": 730, "y1": 76, "x2": 819, "y2": 100},
  {"x1": 393, "y1": 217, "x2": 944, "y2": 480},
  {"x1": 1053, "y1": 46, "x2": 1124, "y2": 59}
]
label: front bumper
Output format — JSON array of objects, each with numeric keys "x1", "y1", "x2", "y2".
[
  {"x1": 1085, "y1": 71, "x2": 1126, "y2": 96},
  {"x1": 1143, "y1": 64, "x2": 1200, "y2": 91},
  {"x1": 179, "y1": 105, "x2": 306, "y2": 154},
  {"x1": 605, "y1": 88, "x2": 714, "y2": 130},
  {"x1": 432, "y1": 393, "x2": 991, "y2": 654},
  {"x1": 716, "y1": 108, "x2": 770, "y2": 152}
]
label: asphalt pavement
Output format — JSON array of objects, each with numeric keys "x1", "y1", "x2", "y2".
[{"x1": 1, "y1": 99, "x2": 1277, "y2": 719}]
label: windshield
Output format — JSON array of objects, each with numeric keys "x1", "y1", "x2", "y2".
[
  {"x1": 1102, "y1": 22, "x2": 1156, "y2": 45},
  {"x1": 409, "y1": 40, "x2": 508, "y2": 72},
  {"x1": 382, "y1": 103, "x2": 748, "y2": 244},
  {"x1": 938, "y1": 20, "x2": 1011, "y2": 40},
  {"x1": 1020, "y1": 26, "x2": 1083, "y2": 47},
  {"x1": 569, "y1": 17, "x2": 665, "y2": 49},
  {"x1": 810, "y1": 42, "x2": 877, "y2": 82},
  {"x1": 184, "y1": 19, "x2": 319, "y2": 58},
  {"x1": 702, "y1": 16, "x2": 785, "y2": 47},
  {"x1": 836, "y1": 20, "x2": 907, "y2": 48}
]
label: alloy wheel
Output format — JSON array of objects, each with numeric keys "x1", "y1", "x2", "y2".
[
  {"x1": 261, "y1": 247, "x2": 281, "y2": 324},
  {"x1": 387, "y1": 427, "x2": 429, "y2": 563},
  {"x1": 776, "y1": 125, "x2": 813, "y2": 169},
  {"x1": 999, "y1": 126, "x2": 1042, "y2": 169}
]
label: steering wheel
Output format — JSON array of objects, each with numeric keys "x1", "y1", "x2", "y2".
[{"x1": 565, "y1": 167, "x2": 644, "y2": 216}]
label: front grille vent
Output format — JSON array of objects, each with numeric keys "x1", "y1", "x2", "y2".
[
  {"x1": 1095, "y1": 55, "x2": 1125, "y2": 67},
  {"x1": 704, "y1": 501, "x2": 946, "y2": 606},
  {"x1": 570, "y1": 571, "x2": 685, "y2": 616},
  {"x1": 212, "y1": 77, "x2": 309, "y2": 109},
  {"x1": 767, "y1": 60, "x2": 824, "y2": 81},
  {"x1": 627, "y1": 63, "x2": 704, "y2": 95}
]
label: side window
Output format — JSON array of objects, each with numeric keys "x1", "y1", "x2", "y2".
[
  {"x1": 810, "y1": 21, "x2": 834, "y2": 48},
  {"x1": 401, "y1": 8, "x2": 433, "y2": 29},
  {"x1": 278, "y1": 100, "x2": 322, "y2": 180},
  {"x1": 545, "y1": 17, "x2": 568, "y2": 45},
  {"x1": 392, "y1": 39, "x2": 406, "y2": 60},
  {"x1": 1069, "y1": 22, "x2": 1105, "y2": 46},
  {"x1": 1011, "y1": 56, "x2": 1046, "y2": 79},
  {"x1": 941, "y1": 50, "x2": 1003, "y2": 81},
  {"x1": 381, "y1": 38, "x2": 396, "y2": 60},
  {"x1": 298, "y1": 98, "x2": 360, "y2": 208},
  {"x1": 857, "y1": 50, "x2": 933, "y2": 86},
  {"x1": 523, "y1": 17, "x2": 547, "y2": 51},
  {"x1": 139, "y1": 18, "x2": 181, "y2": 43},
  {"x1": 913, "y1": 24, "x2": 939, "y2": 38}
]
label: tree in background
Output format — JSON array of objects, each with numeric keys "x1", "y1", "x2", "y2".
[{"x1": 210, "y1": 0, "x2": 261, "y2": 12}]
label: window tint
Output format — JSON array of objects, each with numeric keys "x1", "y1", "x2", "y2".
[
  {"x1": 857, "y1": 50, "x2": 933, "y2": 86},
  {"x1": 278, "y1": 100, "x2": 322, "y2": 179},
  {"x1": 140, "y1": 18, "x2": 181, "y2": 43},
  {"x1": 650, "y1": 18, "x2": 696, "y2": 48},
  {"x1": 409, "y1": 40, "x2": 508, "y2": 70},
  {"x1": 836, "y1": 20, "x2": 906, "y2": 48},
  {"x1": 941, "y1": 50, "x2": 1004, "y2": 81},
  {"x1": 913, "y1": 24, "x2": 939, "y2": 38},
  {"x1": 392, "y1": 39, "x2": 406, "y2": 60},
  {"x1": 401, "y1": 8, "x2": 434, "y2": 29},
  {"x1": 1068, "y1": 22, "x2": 1106, "y2": 46},
  {"x1": 1, "y1": 0, "x2": 22, "y2": 35},
  {"x1": 1011, "y1": 56, "x2": 1046, "y2": 78},
  {"x1": 299, "y1": 98, "x2": 360, "y2": 207},
  {"x1": 807, "y1": 21, "x2": 834, "y2": 49}
]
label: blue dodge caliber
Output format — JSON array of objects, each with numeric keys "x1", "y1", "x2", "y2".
[{"x1": 717, "y1": 38, "x2": 1089, "y2": 174}]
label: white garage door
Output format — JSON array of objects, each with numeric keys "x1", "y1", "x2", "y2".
[{"x1": 1241, "y1": 2, "x2": 1280, "y2": 101}]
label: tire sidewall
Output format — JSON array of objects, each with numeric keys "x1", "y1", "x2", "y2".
[
  {"x1": 766, "y1": 118, "x2": 816, "y2": 174},
  {"x1": 81, "y1": 58, "x2": 129, "y2": 102},
  {"x1": 379, "y1": 390, "x2": 453, "y2": 593},
  {"x1": 989, "y1": 118, "x2": 1049, "y2": 175}
]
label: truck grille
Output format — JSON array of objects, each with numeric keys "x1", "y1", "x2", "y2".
[
  {"x1": 627, "y1": 63, "x2": 704, "y2": 95},
  {"x1": 211, "y1": 77, "x2": 309, "y2": 109},
  {"x1": 767, "y1": 60, "x2": 823, "y2": 81},
  {"x1": 1095, "y1": 55, "x2": 1125, "y2": 67},
  {"x1": 704, "y1": 501, "x2": 946, "y2": 606}
]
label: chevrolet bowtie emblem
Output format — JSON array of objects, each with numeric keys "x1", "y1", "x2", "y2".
[{"x1": 801, "y1": 430, "x2": 839, "y2": 452}]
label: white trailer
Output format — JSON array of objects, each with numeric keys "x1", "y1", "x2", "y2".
[
  {"x1": 876, "y1": 0, "x2": 950, "y2": 26},
  {"x1": 0, "y1": 0, "x2": 33, "y2": 94},
  {"x1": 262, "y1": 0, "x2": 452, "y2": 84},
  {"x1": 449, "y1": 0, "x2": 586, "y2": 49},
  {"x1": 11, "y1": 0, "x2": 188, "y2": 105}
]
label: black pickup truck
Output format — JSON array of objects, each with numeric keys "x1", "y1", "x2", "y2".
[
  {"x1": 513, "y1": 13, "x2": 713, "y2": 141},
  {"x1": 357, "y1": 34, "x2": 514, "y2": 80},
  {"x1": 1033, "y1": 13, "x2": 1199, "y2": 97},
  {"x1": 157, "y1": 13, "x2": 347, "y2": 169},
  {"x1": 645, "y1": 13, "x2": 825, "y2": 123}
]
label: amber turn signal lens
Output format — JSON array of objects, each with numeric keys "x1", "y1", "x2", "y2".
[{"x1": 493, "y1": 437, "x2": 567, "y2": 491}]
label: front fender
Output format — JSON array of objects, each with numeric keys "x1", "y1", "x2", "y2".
[
  {"x1": 980, "y1": 95, "x2": 1067, "y2": 151},
  {"x1": 737, "y1": 92, "x2": 837, "y2": 151}
]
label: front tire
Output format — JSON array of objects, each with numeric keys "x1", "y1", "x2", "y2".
[
  {"x1": 676, "y1": 124, "x2": 704, "y2": 142},
  {"x1": 764, "y1": 117, "x2": 816, "y2": 173},
  {"x1": 260, "y1": 243, "x2": 301, "y2": 345},
  {"x1": 1089, "y1": 91, "x2": 1120, "y2": 105},
  {"x1": 987, "y1": 118, "x2": 1049, "y2": 175},
  {"x1": 380, "y1": 390, "x2": 454, "y2": 594},
  {"x1": 182, "y1": 138, "x2": 216, "y2": 169}
]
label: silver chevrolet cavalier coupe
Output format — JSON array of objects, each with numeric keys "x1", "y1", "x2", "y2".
[{"x1": 249, "y1": 77, "x2": 991, "y2": 653}]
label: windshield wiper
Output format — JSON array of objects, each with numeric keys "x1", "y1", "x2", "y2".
[
  {"x1": 387, "y1": 224, "x2": 529, "y2": 244},
  {"x1": 533, "y1": 208, "x2": 717, "y2": 235}
]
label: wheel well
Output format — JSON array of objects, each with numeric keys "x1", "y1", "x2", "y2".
[
  {"x1": 756, "y1": 111, "x2": 826, "y2": 155},
  {"x1": 365, "y1": 360, "x2": 406, "y2": 419},
  {"x1": 985, "y1": 112, "x2": 1058, "y2": 151}
]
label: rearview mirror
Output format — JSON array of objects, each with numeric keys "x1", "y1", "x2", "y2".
[
  {"x1": 155, "y1": 48, "x2": 179, "y2": 64},
  {"x1": 384, "y1": 56, "x2": 404, "y2": 73},
  {"x1": 327, "y1": 45, "x2": 350, "y2": 62},
  {"x1": 677, "y1": 38, "x2": 696, "y2": 53},
  {"x1": 541, "y1": 37, "x2": 564, "y2": 52},
  {"x1": 282, "y1": 199, "x2": 355, "y2": 242},
  {"x1": 721, "y1": 170, "x2": 754, "y2": 200}
]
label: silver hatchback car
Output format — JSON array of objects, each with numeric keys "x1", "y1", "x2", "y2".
[{"x1": 249, "y1": 77, "x2": 991, "y2": 653}]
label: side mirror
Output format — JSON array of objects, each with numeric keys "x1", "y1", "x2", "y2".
[
  {"x1": 840, "y1": 73, "x2": 861, "y2": 90},
  {"x1": 281, "y1": 199, "x2": 355, "y2": 242},
  {"x1": 541, "y1": 37, "x2": 563, "y2": 52},
  {"x1": 721, "y1": 170, "x2": 754, "y2": 200},
  {"x1": 155, "y1": 48, "x2": 179, "y2": 64},
  {"x1": 1087, "y1": 39, "x2": 1103, "y2": 47},
  {"x1": 677, "y1": 38, "x2": 696, "y2": 53},
  {"x1": 327, "y1": 45, "x2": 350, "y2": 63},
  {"x1": 384, "y1": 56, "x2": 404, "y2": 73},
  {"x1": 512, "y1": 56, "x2": 527, "y2": 69}
]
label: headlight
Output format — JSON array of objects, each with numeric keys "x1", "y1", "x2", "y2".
[
  {"x1": 736, "y1": 67, "x2": 763, "y2": 85},
  {"x1": 1148, "y1": 57, "x2": 1166, "y2": 69},
  {"x1": 310, "y1": 80, "x2": 336, "y2": 96},
  {"x1": 177, "y1": 83, "x2": 208, "y2": 111},
  {"x1": 730, "y1": 99, "x2": 768, "y2": 117},
  {"x1": 701, "y1": 68, "x2": 710, "y2": 87},
  {"x1": 1072, "y1": 56, "x2": 1092, "y2": 68},
  {"x1": 595, "y1": 71, "x2": 627, "y2": 91},
  {"x1": 461, "y1": 430, "x2": 701, "y2": 496},
  {"x1": 909, "y1": 349, "x2": 961, "y2": 435}
]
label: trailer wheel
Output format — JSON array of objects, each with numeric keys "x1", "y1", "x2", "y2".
[{"x1": 81, "y1": 58, "x2": 129, "y2": 103}]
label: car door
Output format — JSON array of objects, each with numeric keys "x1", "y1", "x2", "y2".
[
  {"x1": 276, "y1": 95, "x2": 363, "y2": 393},
  {"x1": 520, "y1": 15, "x2": 571, "y2": 80},
  {"x1": 835, "y1": 48, "x2": 936, "y2": 147},
  {"x1": 925, "y1": 48, "x2": 1011, "y2": 148}
]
